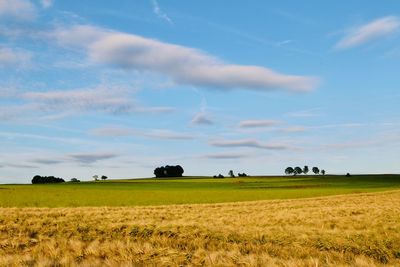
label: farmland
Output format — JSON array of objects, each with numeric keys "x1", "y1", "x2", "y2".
[
  {"x1": 1, "y1": 175, "x2": 400, "y2": 266},
  {"x1": 0, "y1": 190, "x2": 400, "y2": 266},
  {"x1": 1, "y1": 174, "x2": 400, "y2": 207}
]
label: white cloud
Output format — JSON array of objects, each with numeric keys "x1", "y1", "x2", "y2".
[
  {"x1": 210, "y1": 138, "x2": 290, "y2": 150},
  {"x1": 40, "y1": 0, "x2": 53, "y2": 8},
  {"x1": 0, "y1": 0, "x2": 37, "y2": 21},
  {"x1": 191, "y1": 112, "x2": 213, "y2": 125},
  {"x1": 53, "y1": 25, "x2": 318, "y2": 92},
  {"x1": 0, "y1": 47, "x2": 32, "y2": 68},
  {"x1": 150, "y1": 0, "x2": 172, "y2": 24},
  {"x1": 336, "y1": 16, "x2": 400, "y2": 49},
  {"x1": 91, "y1": 126, "x2": 195, "y2": 140},
  {"x1": 239, "y1": 119, "x2": 280, "y2": 128}
]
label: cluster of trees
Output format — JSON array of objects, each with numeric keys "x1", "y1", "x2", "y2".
[
  {"x1": 285, "y1": 166, "x2": 325, "y2": 176},
  {"x1": 93, "y1": 175, "x2": 108, "y2": 181},
  {"x1": 32, "y1": 175, "x2": 65, "y2": 184},
  {"x1": 214, "y1": 170, "x2": 248, "y2": 178},
  {"x1": 154, "y1": 165, "x2": 184, "y2": 178}
]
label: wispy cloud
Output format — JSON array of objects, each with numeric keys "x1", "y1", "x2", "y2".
[
  {"x1": 31, "y1": 158, "x2": 62, "y2": 165},
  {"x1": 280, "y1": 126, "x2": 307, "y2": 133},
  {"x1": 0, "y1": 47, "x2": 32, "y2": 68},
  {"x1": 40, "y1": 0, "x2": 53, "y2": 9},
  {"x1": 336, "y1": 16, "x2": 400, "y2": 49},
  {"x1": 0, "y1": 0, "x2": 37, "y2": 21},
  {"x1": 204, "y1": 152, "x2": 247, "y2": 160},
  {"x1": 6, "y1": 163, "x2": 37, "y2": 169},
  {"x1": 210, "y1": 139, "x2": 290, "y2": 150},
  {"x1": 0, "y1": 85, "x2": 174, "y2": 121},
  {"x1": 286, "y1": 108, "x2": 323, "y2": 118},
  {"x1": 150, "y1": 0, "x2": 172, "y2": 24},
  {"x1": 191, "y1": 112, "x2": 214, "y2": 125},
  {"x1": 68, "y1": 152, "x2": 118, "y2": 164},
  {"x1": 91, "y1": 126, "x2": 195, "y2": 140},
  {"x1": 52, "y1": 25, "x2": 318, "y2": 92},
  {"x1": 239, "y1": 119, "x2": 280, "y2": 128}
]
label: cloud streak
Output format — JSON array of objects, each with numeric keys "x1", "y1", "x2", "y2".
[
  {"x1": 53, "y1": 25, "x2": 318, "y2": 92},
  {"x1": 239, "y1": 119, "x2": 280, "y2": 128},
  {"x1": 0, "y1": 47, "x2": 32, "y2": 68},
  {"x1": 40, "y1": 0, "x2": 53, "y2": 9},
  {"x1": 150, "y1": 0, "x2": 172, "y2": 24},
  {"x1": 0, "y1": 0, "x2": 37, "y2": 21},
  {"x1": 210, "y1": 139, "x2": 290, "y2": 150},
  {"x1": 91, "y1": 126, "x2": 195, "y2": 140},
  {"x1": 204, "y1": 152, "x2": 247, "y2": 159},
  {"x1": 191, "y1": 112, "x2": 213, "y2": 125},
  {"x1": 68, "y1": 152, "x2": 118, "y2": 164},
  {"x1": 0, "y1": 86, "x2": 174, "y2": 121},
  {"x1": 336, "y1": 16, "x2": 400, "y2": 49}
]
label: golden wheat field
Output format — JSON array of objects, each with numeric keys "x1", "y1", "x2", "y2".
[{"x1": 1, "y1": 190, "x2": 400, "y2": 267}]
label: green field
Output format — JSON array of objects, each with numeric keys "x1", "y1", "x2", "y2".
[{"x1": 1, "y1": 174, "x2": 400, "y2": 207}]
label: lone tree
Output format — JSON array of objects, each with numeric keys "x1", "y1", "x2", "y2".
[
  {"x1": 101, "y1": 175, "x2": 108, "y2": 180},
  {"x1": 294, "y1": 167, "x2": 303, "y2": 175},
  {"x1": 285, "y1": 167, "x2": 294, "y2": 175},
  {"x1": 228, "y1": 170, "x2": 235, "y2": 178},
  {"x1": 93, "y1": 175, "x2": 99, "y2": 181},
  {"x1": 321, "y1": 170, "x2": 326, "y2": 175},
  {"x1": 312, "y1": 167, "x2": 320, "y2": 175},
  {"x1": 154, "y1": 165, "x2": 184, "y2": 178},
  {"x1": 303, "y1": 165, "x2": 309, "y2": 175}
]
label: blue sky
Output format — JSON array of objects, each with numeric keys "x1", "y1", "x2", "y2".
[{"x1": 1, "y1": 0, "x2": 399, "y2": 183}]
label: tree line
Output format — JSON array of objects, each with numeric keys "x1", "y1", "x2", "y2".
[
  {"x1": 285, "y1": 166, "x2": 325, "y2": 176},
  {"x1": 32, "y1": 175, "x2": 65, "y2": 184}
]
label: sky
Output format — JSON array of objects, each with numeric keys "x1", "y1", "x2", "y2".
[{"x1": 0, "y1": 0, "x2": 400, "y2": 183}]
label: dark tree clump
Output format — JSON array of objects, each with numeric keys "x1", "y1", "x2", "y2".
[
  {"x1": 238, "y1": 173, "x2": 248, "y2": 177},
  {"x1": 154, "y1": 165, "x2": 184, "y2": 178},
  {"x1": 101, "y1": 175, "x2": 108, "y2": 180},
  {"x1": 294, "y1": 167, "x2": 303, "y2": 175},
  {"x1": 285, "y1": 167, "x2": 294, "y2": 175},
  {"x1": 32, "y1": 175, "x2": 65, "y2": 184}
]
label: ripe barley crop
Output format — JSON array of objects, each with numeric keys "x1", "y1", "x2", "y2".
[{"x1": 0, "y1": 190, "x2": 399, "y2": 266}]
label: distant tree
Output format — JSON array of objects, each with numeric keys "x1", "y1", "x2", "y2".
[
  {"x1": 93, "y1": 175, "x2": 99, "y2": 181},
  {"x1": 285, "y1": 167, "x2": 294, "y2": 175},
  {"x1": 228, "y1": 170, "x2": 235, "y2": 178},
  {"x1": 70, "y1": 178, "x2": 80, "y2": 183},
  {"x1": 218, "y1": 174, "x2": 225, "y2": 178},
  {"x1": 101, "y1": 175, "x2": 108, "y2": 180},
  {"x1": 312, "y1": 167, "x2": 320, "y2": 175},
  {"x1": 154, "y1": 165, "x2": 184, "y2": 178},
  {"x1": 294, "y1": 167, "x2": 303, "y2": 175},
  {"x1": 238, "y1": 173, "x2": 248, "y2": 177},
  {"x1": 303, "y1": 165, "x2": 309, "y2": 175},
  {"x1": 346, "y1": 173, "x2": 351, "y2": 177},
  {"x1": 154, "y1": 167, "x2": 165, "y2": 178},
  {"x1": 321, "y1": 170, "x2": 326, "y2": 175},
  {"x1": 32, "y1": 175, "x2": 65, "y2": 184}
]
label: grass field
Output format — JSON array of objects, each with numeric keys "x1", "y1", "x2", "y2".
[
  {"x1": 0, "y1": 190, "x2": 399, "y2": 266},
  {"x1": 0, "y1": 174, "x2": 400, "y2": 207}
]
